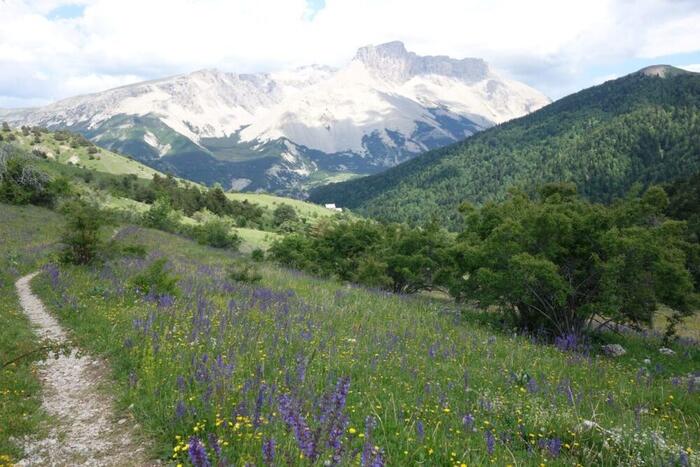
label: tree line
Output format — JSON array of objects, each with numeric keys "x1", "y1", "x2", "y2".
[{"x1": 273, "y1": 181, "x2": 700, "y2": 339}]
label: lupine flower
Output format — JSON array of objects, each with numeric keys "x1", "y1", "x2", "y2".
[
  {"x1": 207, "y1": 433, "x2": 221, "y2": 457},
  {"x1": 175, "y1": 400, "x2": 187, "y2": 419},
  {"x1": 416, "y1": 420, "x2": 425, "y2": 441},
  {"x1": 526, "y1": 377, "x2": 539, "y2": 393},
  {"x1": 361, "y1": 416, "x2": 377, "y2": 466},
  {"x1": 485, "y1": 430, "x2": 495, "y2": 455},
  {"x1": 262, "y1": 437, "x2": 275, "y2": 465},
  {"x1": 462, "y1": 413, "x2": 475, "y2": 431},
  {"x1": 278, "y1": 393, "x2": 317, "y2": 460},
  {"x1": 188, "y1": 436, "x2": 211, "y2": 467},
  {"x1": 538, "y1": 438, "x2": 562, "y2": 458}
]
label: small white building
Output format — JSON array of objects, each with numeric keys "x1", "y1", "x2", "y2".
[{"x1": 324, "y1": 203, "x2": 343, "y2": 212}]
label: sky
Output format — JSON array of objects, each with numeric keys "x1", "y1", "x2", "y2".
[{"x1": 1, "y1": 0, "x2": 699, "y2": 108}]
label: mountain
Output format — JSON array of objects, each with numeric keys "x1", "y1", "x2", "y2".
[
  {"x1": 309, "y1": 65, "x2": 700, "y2": 227},
  {"x1": 0, "y1": 41, "x2": 549, "y2": 195}
]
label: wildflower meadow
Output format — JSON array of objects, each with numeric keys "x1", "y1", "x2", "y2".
[{"x1": 27, "y1": 224, "x2": 699, "y2": 466}]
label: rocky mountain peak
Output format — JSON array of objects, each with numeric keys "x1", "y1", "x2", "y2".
[
  {"x1": 636, "y1": 64, "x2": 692, "y2": 78},
  {"x1": 353, "y1": 41, "x2": 490, "y2": 84}
]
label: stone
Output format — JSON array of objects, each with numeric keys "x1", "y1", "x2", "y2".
[
  {"x1": 601, "y1": 344, "x2": 626, "y2": 357},
  {"x1": 659, "y1": 347, "x2": 676, "y2": 356}
]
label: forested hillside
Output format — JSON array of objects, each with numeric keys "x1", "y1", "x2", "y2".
[{"x1": 309, "y1": 66, "x2": 700, "y2": 228}]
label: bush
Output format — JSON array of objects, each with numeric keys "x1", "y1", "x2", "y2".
[
  {"x1": 269, "y1": 219, "x2": 450, "y2": 293},
  {"x1": 130, "y1": 258, "x2": 179, "y2": 297},
  {"x1": 60, "y1": 201, "x2": 105, "y2": 265},
  {"x1": 194, "y1": 218, "x2": 241, "y2": 250},
  {"x1": 227, "y1": 260, "x2": 262, "y2": 284},
  {"x1": 273, "y1": 203, "x2": 298, "y2": 226},
  {"x1": 0, "y1": 148, "x2": 67, "y2": 207},
  {"x1": 119, "y1": 243, "x2": 147, "y2": 259},
  {"x1": 251, "y1": 248, "x2": 265, "y2": 262},
  {"x1": 141, "y1": 196, "x2": 180, "y2": 232}
]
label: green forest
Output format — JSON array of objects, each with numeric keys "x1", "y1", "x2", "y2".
[{"x1": 310, "y1": 68, "x2": 700, "y2": 229}]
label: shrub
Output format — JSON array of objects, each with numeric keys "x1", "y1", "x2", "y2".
[
  {"x1": 269, "y1": 219, "x2": 450, "y2": 293},
  {"x1": 141, "y1": 197, "x2": 180, "y2": 232},
  {"x1": 227, "y1": 260, "x2": 262, "y2": 284},
  {"x1": 194, "y1": 218, "x2": 241, "y2": 250},
  {"x1": 0, "y1": 148, "x2": 66, "y2": 207},
  {"x1": 273, "y1": 203, "x2": 298, "y2": 226},
  {"x1": 130, "y1": 258, "x2": 179, "y2": 297},
  {"x1": 119, "y1": 243, "x2": 147, "y2": 259},
  {"x1": 251, "y1": 248, "x2": 265, "y2": 262},
  {"x1": 60, "y1": 201, "x2": 105, "y2": 265}
]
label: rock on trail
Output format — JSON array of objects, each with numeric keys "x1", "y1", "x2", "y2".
[{"x1": 15, "y1": 272, "x2": 154, "y2": 466}]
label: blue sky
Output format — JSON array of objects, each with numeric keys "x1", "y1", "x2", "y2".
[
  {"x1": 1, "y1": 0, "x2": 699, "y2": 108},
  {"x1": 47, "y1": 3, "x2": 86, "y2": 20}
]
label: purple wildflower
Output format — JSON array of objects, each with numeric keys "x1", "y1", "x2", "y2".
[
  {"x1": 462, "y1": 413, "x2": 475, "y2": 431},
  {"x1": 188, "y1": 436, "x2": 211, "y2": 467},
  {"x1": 361, "y1": 416, "x2": 377, "y2": 466},
  {"x1": 175, "y1": 400, "x2": 186, "y2": 419},
  {"x1": 485, "y1": 430, "x2": 495, "y2": 455},
  {"x1": 526, "y1": 377, "x2": 539, "y2": 393},
  {"x1": 416, "y1": 420, "x2": 425, "y2": 441},
  {"x1": 278, "y1": 393, "x2": 316, "y2": 460},
  {"x1": 262, "y1": 437, "x2": 275, "y2": 465},
  {"x1": 323, "y1": 377, "x2": 351, "y2": 462},
  {"x1": 539, "y1": 438, "x2": 562, "y2": 458},
  {"x1": 207, "y1": 433, "x2": 221, "y2": 457}
]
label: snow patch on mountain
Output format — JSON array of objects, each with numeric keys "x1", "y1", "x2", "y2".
[{"x1": 143, "y1": 130, "x2": 171, "y2": 157}]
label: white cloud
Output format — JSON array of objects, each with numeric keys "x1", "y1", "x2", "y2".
[
  {"x1": 681, "y1": 64, "x2": 700, "y2": 73},
  {"x1": 1, "y1": 0, "x2": 699, "y2": 107}
]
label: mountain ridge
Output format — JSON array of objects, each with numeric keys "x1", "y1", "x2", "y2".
[{"x1": 0, "y1": 41, "x2": 549, "y2": 194}]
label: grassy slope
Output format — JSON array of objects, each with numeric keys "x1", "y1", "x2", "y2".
[
  {"x1": 9, "y1": 130, "x2": 162, "y2": 179},
  {"x1": 0, "y1": 204, "x2": 63, "y2": 463},
  {"x1": 7, "y1": 127, "x2": 335, "y2": 221},
  {"x1": 27, "y1": 224, "x2": 700, "y2": 466},
  {"x1": 225, "y1": 192, "x2": 337, "y2": 220},
  {"x1": 5, "y1": 127, "x2": 335, "y2": 251}
]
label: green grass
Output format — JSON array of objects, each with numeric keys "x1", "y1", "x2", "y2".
[
  {"x1": 0, "y1": 204, "x2": 63, "y2": 463},
  {"x1": 27, "y1": 224, "x2": 700, "y2": 466},
  {"x1": 226, "y1": 192, "x2": 338, "y2": 220},
  {"x1": 654, "y1": 308, "x2": 700, "y2": 341},
  {"x1": 302, "y1": 170, "x2": 362, "y2": 190},
  {"x1": 234, "y1": 227, "x2": 281, "y2": 253},
  {"x1": 10, "y1": 130, "x2": 162, "y2": 179}
]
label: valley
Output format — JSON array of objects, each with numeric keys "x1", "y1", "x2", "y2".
[{"x1": 1, "y1": 9, "x2": 699, "y2": 466}]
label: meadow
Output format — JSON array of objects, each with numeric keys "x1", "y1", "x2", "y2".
[
  {"x1": 6, "y1": 209, "x2": 694, "y2": 466},
  {"x1": 225, "y1": 192, "x2": 338, "y2": 220}
]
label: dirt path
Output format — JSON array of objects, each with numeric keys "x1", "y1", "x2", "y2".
[{"x1": 15, "y1": 272, "x2": 154, "y2": 466}]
